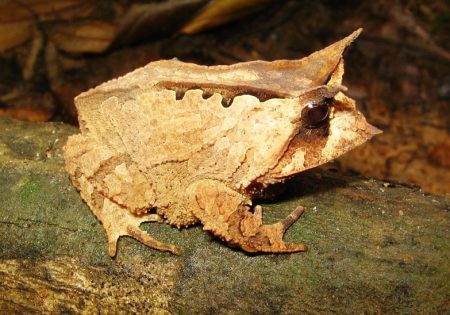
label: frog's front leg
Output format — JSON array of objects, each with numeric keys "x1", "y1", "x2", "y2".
[
  {"x1": 187, "y1": 180, "x2": 307, "y2": 253},
  {"x1": 96, "y1": 197, "x2": 180, "y2": 256},
  {"x1": 64, "y1": 134, "x2": 180, "y2": 256}
]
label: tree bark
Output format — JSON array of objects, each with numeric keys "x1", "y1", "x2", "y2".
[{"x1": 0, "y1": 118, "x2": 448, "y2": 314}]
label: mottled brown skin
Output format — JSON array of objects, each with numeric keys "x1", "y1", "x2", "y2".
[{"x1": 63, "y1": 29, "x2": 380, "y2": 256}]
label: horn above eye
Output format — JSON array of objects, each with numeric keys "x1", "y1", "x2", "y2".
[{"x1": 301, "y1": 100, "x2": 331, "y2": 128}]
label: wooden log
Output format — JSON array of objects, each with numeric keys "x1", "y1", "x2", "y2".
[{"x1": 0, "y1": 117, "x2": 448, "y2": 314}]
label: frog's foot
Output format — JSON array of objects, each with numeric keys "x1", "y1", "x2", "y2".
[
  {"x1": 96, "y1": 197, "x2": 181, "y2": 256},
  {"x1": 243, "y1": 205, "x2": 307, "y2": 253},
  {"x1": 188, "y1": 180, "x2": 307, "y2": 253}
]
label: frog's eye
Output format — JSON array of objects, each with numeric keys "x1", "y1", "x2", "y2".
[{"x1": 301, "y1": 100, "x2": 330, "y2": 128}]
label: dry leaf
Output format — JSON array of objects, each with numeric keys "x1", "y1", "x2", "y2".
[
  {"x1": 429, "y1": 140, "x2": 450, "y2": 168},
  {"x1": 0, "y1": 0, "x2": 95, "y2": 23},
  {"x1": 50, "y1": 22, "x2": 116, "y2": 54},
  {"x1": 0, "y1": 107, "x2": 52, "y2": 122},
  {"x1": 0, "y1": 22, "x2": 33, "y2": 53},
  {"x1": 111, "y1": 0, "x2": 207, "y2": 47},
  {"x1": 180, "y1": 0, "x2": 275, "y2": 34},
  {"x1": 0, "y1": 0, "x2": 95, "y2": 52}
]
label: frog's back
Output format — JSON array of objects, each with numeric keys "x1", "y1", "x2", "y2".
[
  {"x1": 73, "y1": 58, "x2": 299, "y2": 169},
  {"x1": 74, "y1": 80, "x2": 227, "y2": 168}
]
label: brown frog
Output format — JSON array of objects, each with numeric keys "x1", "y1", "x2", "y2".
[{"x1": 63, "y1": 29, "x2": 380, "y2": 256}]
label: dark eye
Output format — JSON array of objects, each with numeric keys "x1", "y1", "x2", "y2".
[{"x1": 301, "y1": 100, "x2": 330, "y2": 128}]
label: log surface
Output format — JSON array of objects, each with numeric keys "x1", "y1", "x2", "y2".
[{"x1": 0, "y1": 118, "x2": 449, "y2": 314}]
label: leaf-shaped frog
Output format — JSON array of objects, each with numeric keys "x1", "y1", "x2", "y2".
[{"x1": 63, "y1": 29, "x2": 381, "y2": 256}]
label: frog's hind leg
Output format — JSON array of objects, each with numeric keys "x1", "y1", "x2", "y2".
[
  {"x1": 187, "y1": 179, "x2": 307, "y2": 253},
  {"x1": 64, "y1": 134, "x2": 180, "y2": 256}
]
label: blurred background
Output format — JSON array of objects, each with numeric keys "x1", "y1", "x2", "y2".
[{"x1": 0, "y1": 0, "x2": 448, "y2": 195}]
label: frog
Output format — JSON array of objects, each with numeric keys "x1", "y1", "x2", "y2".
[{"x1": 63, "y1": 29, "x2": 381, "y2": 256}]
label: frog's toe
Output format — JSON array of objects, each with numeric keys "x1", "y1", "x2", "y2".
[
  {"x1": 107, "y1": 231, "x2": 120, "y2": 257},
  {"x1": 126, "y1": 225, "x2": 181, "y2": 255},
  {"x1": 242, "y1": 206, "x2": 308, "y2": 253},
  {"x1": 279, "y1": 206, "x2": 305, "y2": 232}
]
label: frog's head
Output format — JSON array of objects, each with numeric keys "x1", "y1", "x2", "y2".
[
  {"x1": 239, "y1": 29, "x2": 381, "y2": 193},
  {"x1": 254, "y1": 81, "x2": 381, "y2": 187}
]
